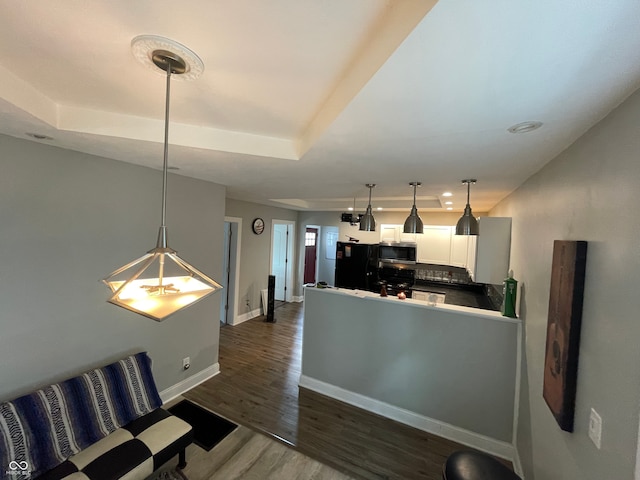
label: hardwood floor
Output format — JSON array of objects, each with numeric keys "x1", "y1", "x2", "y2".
[
  {"x1": 185, "y1": 302, "x2": 466, "y2": 480},
  {"x1": 164, "y1": 425, "x2": 355, "y2": 479}
]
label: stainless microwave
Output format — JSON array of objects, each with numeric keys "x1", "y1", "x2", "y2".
[{"x1": 378, "y1": 242, "x2": 417, "y2": 264}]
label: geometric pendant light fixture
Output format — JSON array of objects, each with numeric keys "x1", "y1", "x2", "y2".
[
  {"x1": 102, "y1": 36, "x2": 222, "y2": 321},
  {"x1": 359, "y1": 183, "x2": 376, "y2": 231},
  {"x1": 455, "y1": 179, "x2": 479, "y2": 235},
  {"x1": 403, "y1": 182, "x2": 424, "y2": 234}
]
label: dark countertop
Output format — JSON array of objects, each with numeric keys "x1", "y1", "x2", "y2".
[{"x1": 411, "y1": 281, "x2": 498, "y2": 311}]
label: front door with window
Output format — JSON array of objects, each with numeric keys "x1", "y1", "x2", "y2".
[{"x1": 304, "y1": 228, "x2": 318, "y2": 284}]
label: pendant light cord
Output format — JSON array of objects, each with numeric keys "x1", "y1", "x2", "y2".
[
  {"x1": 155, "y1": 65, "x2": 172, "y2": 249},
  {"x1": 162, "y1": 66, "x2": 171, "y2": 231},
  {"x1": 465, "y1": 181, "x2": 469, "y2": 206}
]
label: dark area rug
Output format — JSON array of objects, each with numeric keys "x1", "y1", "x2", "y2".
[
  {"x1": 168, "y1": 400, "x2": 237, "y2": 451},
  {"x1": 149, "y1": 468, "x2": 189, "y2": 480}
]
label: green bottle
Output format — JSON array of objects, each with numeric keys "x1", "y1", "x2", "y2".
[{"x1": 501, "y1": 270, "x2": 517, "y2": 318}]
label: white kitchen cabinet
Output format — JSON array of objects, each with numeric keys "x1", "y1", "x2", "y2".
[
  {"x1": 417, "y1": 226, "x2": 452, "y2": 265},
  {"x1": 466, "y1": 235, "x2": 477, "y2": 280},
  {"x1": 380, "y1": 224, "x2": 401, "y2": 243},
  {"x1": 380, "y1": 224, "x2": 421, "y2": 243},
  {"x1": 449, "y1": 233, "x2": 469, "y2": 268},
  {"x1": 399, "y1": 231, "x2": 418, "y2": 243},
  {"x1": 469, "y1": 217, "x2": 511, "y2": 285}
]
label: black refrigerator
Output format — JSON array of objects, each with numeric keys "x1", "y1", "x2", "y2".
[{"x1": 335, "y1": 242, "x2": 379, "y2": 291}]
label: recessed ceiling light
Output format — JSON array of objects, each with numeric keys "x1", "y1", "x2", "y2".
[
  {"x1": 508, "y1": 121, "x2": 543, "y2": 134},
  {"x1": 446, "y1": 207, "x2": 453, "y2": 210},
  {"x1": 377, "y1": 207, "x2": 383, "y2": 211},
  {"x1": 445, "y1": 201, "x2": 453, "y2": 205},
  {"x1": 26, "y1": 132, "x2": 53, "y2": 141},
  {"x1": 348, "y1": 207, "x2": 354, "y2": 211},
  {"x1": 442, "y1": 192, "x2": 452, "y2": 197}
]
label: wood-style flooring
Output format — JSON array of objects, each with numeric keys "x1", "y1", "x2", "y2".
[
  {"x1": 161, "y1": 424, "x2": 356, "y2": 480},
  {"x1": 185, "y1": 302, "x2": 466, "y2": 480}
]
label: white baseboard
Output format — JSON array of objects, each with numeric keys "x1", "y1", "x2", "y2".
[
  {"x1": 298, "y1": 375, "x2": 516, "y2": 462},
  {"x1": 292, "y1": 295, "x2": 304, "y2": 303},
  {"x1": 159, "y1": 363, "x2": 220, "y2": 404},
  {"x1": 232, "y1": 308, "x2": 262, "y2": 325}
]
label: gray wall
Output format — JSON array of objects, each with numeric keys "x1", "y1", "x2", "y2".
[
  {"x1": 490, "y1": 88, "x2": 640, "y2": 479},
  {"x1": 0, "y1": 135, "x2": 226, "y2": 401},
  {"x1": 302, "y1": 288, "x2": 518, "y2": 442},
  {"x1": 225, "y1": 198, "x2": 298, "y2": 314}
]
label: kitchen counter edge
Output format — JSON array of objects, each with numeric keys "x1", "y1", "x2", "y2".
[{"x1": 308, "y1": 287, "x2": 520, "y2": 324}]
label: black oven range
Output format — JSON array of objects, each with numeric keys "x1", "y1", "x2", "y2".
[{"x1": 378, "y1": 266, "x2": 415, "y2": 298}]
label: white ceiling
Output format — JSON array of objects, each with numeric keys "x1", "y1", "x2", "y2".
[{"x1": 1, "y1": 0, "x2": 640, "y2": 213}]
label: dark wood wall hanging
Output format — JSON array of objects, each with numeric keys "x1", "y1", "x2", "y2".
[{"x1": 543, "y1": 240, "x2": 588, "y2": 432}]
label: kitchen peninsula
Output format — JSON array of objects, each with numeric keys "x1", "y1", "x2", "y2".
[{"x1": 299, "y1": 286, "x2": 521, "y2": 460}]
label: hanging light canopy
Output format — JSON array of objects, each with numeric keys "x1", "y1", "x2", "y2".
[
  {"x1": 359, "y1": 184, "x2": 376, "y2": 231},
  {"x1": 102, "y1": 37, "x2": 222, "y2": 321},
  {"x1": 455, "y1": 179, "x2": 479, "y2": 235},
  {"x1": 403, "y1": 182, "x2": 424, "y2": 234}
]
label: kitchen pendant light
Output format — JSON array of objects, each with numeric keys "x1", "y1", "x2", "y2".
[
  {"x1": 403, "y1": 182, "x2": 424, "y2": 234},
  {"x1": 455, "y1": 179, "x2": 479, "y2": 235},
  {"x1": 359, "y1": 184, "x2": 376, "y2": 231},
  {"x1": 103, "y1": 37, "x2": 222, "y2": 321}
]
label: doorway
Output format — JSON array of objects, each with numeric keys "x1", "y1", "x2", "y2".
[
  {"x1": 220, "y1": 217, "x2": 241, "y2": 325},
  {"x1": 304, "y1": 227, "x2": 319, "y2": 284},
  {"x1": 270, "y1": 220, "x2": 295, "y2": 302}
]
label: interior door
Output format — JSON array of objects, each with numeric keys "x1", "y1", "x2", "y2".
[
  {"x1": 304, "y1": 228, "x2": 318, "y2": 284},
  {"x1": 271, "y1": 224, "x2": 288, "y2": 300},
  {"x1": 219, "y1": 222, "x2": 231, "y2": 324},
  {"x1": 220, "y1": 218, "x2": 240, "y2": 324},
  {"x1": 270, "y1": 220, "x2": 295, "y2": 302}
]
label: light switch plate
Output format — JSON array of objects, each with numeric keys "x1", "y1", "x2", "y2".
[{"x1": 588, "y1": 408, "x2": 602, "y2": 449}]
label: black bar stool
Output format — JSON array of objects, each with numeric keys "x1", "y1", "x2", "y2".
[{"x1": 443, "y1": 450, "x2": 521, "y2": 480}]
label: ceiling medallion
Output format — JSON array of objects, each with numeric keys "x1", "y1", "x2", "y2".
[{"x1": 131, "y1": 35, "x2": 204, "y2": 81}]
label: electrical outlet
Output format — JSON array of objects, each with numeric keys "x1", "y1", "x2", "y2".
[
  {"x1": 588, "y1": 408, "x2": 602, "y2": 449},
  {"x1": 182, "y1": 357, "x2": 190, "y2": 371}
]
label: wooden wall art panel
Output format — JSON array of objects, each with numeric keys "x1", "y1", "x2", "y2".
[{"x1": 543, "y1": 240, "x2": 588, "y2": 432}]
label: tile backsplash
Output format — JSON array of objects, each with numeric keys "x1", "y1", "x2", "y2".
[
  {"x1": 413, "y1": 264, "x2": 471, "y2": 284},
  {"x1": 486, "y1": 283, "x2": 504, "y2": 310}
]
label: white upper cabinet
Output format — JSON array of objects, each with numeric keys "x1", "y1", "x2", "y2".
[
  {"x1": 417, "y1": 226, "x2": 452, "y2": 265},
  {"x1": 399, "y1": 231, "x2": 418, "y2": 243},
  {"x1": 466, "y1": 235, "x2": 477, "y2": 280},
  {"x1": 450, "y1": 233, "x2": 469, "y2": 268},
  {"x1": 380, "y1": 224, "x2": 402, "y2": 243},
  {"x1": 471, "y1": 217, "x2": 511, "y2": 284},
  {"x1": 380, "y1": 224, "x2": 420, "y2": 243}
]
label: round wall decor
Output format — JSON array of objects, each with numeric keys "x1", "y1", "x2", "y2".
[{"x1": 252, "y1": 217, "x2": 265, "y2": 235}]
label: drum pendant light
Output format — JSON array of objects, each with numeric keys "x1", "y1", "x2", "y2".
[
  {"x1": 102, "y1": 37, "x2": 222, "y2": 321},
  {"x1": 455, "y1": 179, "x2": 479, "y2": 235},
  {"x1": 403, "y1": 182, "x2": 424, "y2": 234},
  {"x1": 359, "y1": 184, "x2": 376, "y2": 231}
]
